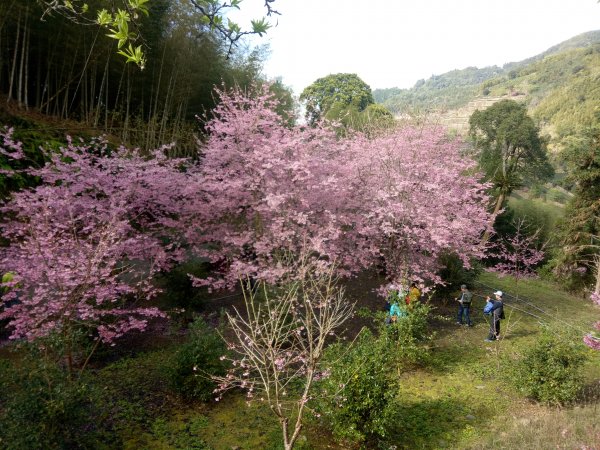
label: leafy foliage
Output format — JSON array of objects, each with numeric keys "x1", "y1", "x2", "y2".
[
  {"x1": 0, "y1": 352, "x2": 110, "y2": 449},
  {"x1": 470, "y1": 100, "x2": 553, "y2": 191},
  {"x1": 511, "y1": 330, "x2": 587, "y2": 405},
  {"x1": 169, "y1": 317, "x2": 228, "y2": 401},
  {"x1": 552, "y1": 119, "x2": 600, "y2": 289},
  {"x1": 469, "y1": 100, "x2": 554, "y2": 218},
  {"x1": 314, "y1": 328, "x2": 395, "y2": 445},
  {"x1": 315, "y1": 304, "x2": 432, "y2": 446},
  {"x1": 300, "y1": 73, "x2": 374, "y2": 124},
  {"x1": 381, "y1": 302, "x2": 433, "y2": 367},
  {"x1": 37, "y1": 0, "x2": 279, "y2": 66},
  {"x1": 0, "y1": 0, "x2": 286, "y2": 154}
]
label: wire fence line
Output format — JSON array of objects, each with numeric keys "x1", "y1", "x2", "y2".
[{"x1": 471, "y1": 279, "x2": 588, "y2": 334}]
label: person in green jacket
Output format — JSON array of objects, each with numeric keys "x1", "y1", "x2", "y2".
[{"x1": 455, "y1": 284, "x2": 473, "y2": 326}]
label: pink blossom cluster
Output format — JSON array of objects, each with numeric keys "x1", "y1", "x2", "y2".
[
  {"x1": 1, "y1": 86, "x2": 496, "y2": 344},
  {"x1": 584, "y1": 292, "x2": 600, "y2": 351},
  {"x1": 488, "y1": 225, "x2": 545, "y2": 279},
  {"x1": 190, "y1": 86, "x2": 493, "y2": 290},
  {"x1": 0, "y1": 130, "x2": 192, "y2": 342}
]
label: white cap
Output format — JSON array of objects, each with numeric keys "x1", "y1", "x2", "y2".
[{"x1": 494, "y1": 290, "x2": 503, "y2": 297}]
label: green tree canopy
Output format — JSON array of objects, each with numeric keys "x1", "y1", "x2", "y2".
[
  {"x1": 553, "y1": 119, "x2": 600, "y2": 292},
  {"x1": 469, "y1": 99, "x2": 554, "y2": 217},
  {"x1": 300, "y1": 73, "x2": 374, "y2": 125},
  {"x1": 324, "y1": 102, "x2": 395, "y2": 136}
]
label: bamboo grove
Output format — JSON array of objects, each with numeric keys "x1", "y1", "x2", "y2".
[{"x1": 0, "y1": 0, "x2": 287, "y2": 154}]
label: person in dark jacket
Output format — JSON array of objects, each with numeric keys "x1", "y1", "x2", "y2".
[
  {"x1": 455, "y1": 284, "x2": 473, "y2": 326},
  {"x1": 483, "y1": 290, "x2": 504, "y2": 342}
]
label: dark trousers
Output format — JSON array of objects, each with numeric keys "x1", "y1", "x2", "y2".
[
  {"x1": 457, "y1": 303, "x2": 472, "y2": 325},
  {"x1": 487, "y1": 317, "x2": 500, "y2": 340}
]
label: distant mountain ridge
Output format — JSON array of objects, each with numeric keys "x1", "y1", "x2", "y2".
[
  {"x1": 373, "y1": 30, "x2": 600, "y2": 145},
  {"x1": 503, "y1": 29, "x2": 600, "y2": 71}
]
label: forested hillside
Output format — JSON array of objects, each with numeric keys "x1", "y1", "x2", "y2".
[{"x1": 374, "y1": 30, "x2": 600, "y2": 143}]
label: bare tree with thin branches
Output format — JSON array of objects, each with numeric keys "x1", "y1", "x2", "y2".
[{"x1": 214, "y1": 254, "x2": 353, "y2": 450}]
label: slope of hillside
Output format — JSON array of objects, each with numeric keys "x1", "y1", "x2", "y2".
[
  {"x1": 373, "y1": 66, "x2": 504, "y2": 113},
  {"x1": 474, "y1": 43, "x2": 600, "y2": 140},
  {"x1": 375, "y1": 30, "x2": 600, "y2": 141}
]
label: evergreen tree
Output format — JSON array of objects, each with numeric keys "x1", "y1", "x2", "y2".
[{"x1": 553, "y1": 118, "x2": 600, "y2": 292}]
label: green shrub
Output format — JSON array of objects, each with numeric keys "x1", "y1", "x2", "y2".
[
  {"x1": 546, "y1": 187, "x2": 570, "y2": 204},
  {"x1": 511, "y1": 330, "x2": 587, "y2": 405},
  {"x1": 0, "y1": 354, "x2": 110, "y2": 449},
  {"x1": 169, "y1": 317, "x2": 228, "y2": 400},
  {"x1": 383, "y1": 302, "x2": 433, "y2": 367},
  {"x1": 314, "y1": 328, "x2": 396, "y2": 445}
]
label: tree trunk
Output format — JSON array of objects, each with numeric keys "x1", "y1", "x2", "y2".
[
  {"x1": 23, "y1": 17, "x2": 30, "y2": 108},
  {"x1": 480, "y1": 191, "x2": 507, "y2": 245},
  {"x1": 595, "y1": 254, "x2": 600, "y2": 297},
  {"x1": 7, "y1": 9, "x2": 21, "y2": 103},
  {"x1": 16, "y1": 8, "x2": 29, "y2": 106}
]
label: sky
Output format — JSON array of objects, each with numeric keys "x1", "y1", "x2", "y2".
[{"x1": 229, "y1": 0, "x2": 600, "y2": 95}]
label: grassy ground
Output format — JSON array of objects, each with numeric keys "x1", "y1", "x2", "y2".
[
  {"x1": 1, "y1": 272, "x2": 598, "y2": 449},
  {"x1": 116, "y1": 272, "x2": 599, "y2": 449},
  {"x1": 195, "y1": 268, "x2": 600, "y2": 449},
  {"x1": 389, "y1": 272, "x2": 600, "y2": 450}
]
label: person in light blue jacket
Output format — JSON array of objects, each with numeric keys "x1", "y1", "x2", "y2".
[
  {"x1": 483, "y1": 290, "x2": 505, "y2": 342},
  {"x1": 385, "y1": 290, "x2": 407, "y2": 325}
]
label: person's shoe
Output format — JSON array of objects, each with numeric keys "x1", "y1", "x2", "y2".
[
  {"x1": 456, "y1": 322, "x2": 462, "y2": 325},
  {"x1": 484, "y1": 338, "x2": 495, "y2": 342}
]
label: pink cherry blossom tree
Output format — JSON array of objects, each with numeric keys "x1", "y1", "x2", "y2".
[
  {"x1": 0, "y1": 128, "x2": 194, "y2": 372},
  {"x1": 347, "y1": 127, "x2": 493, "y2": 287},
  {"x1": 192, "y1": 86, "x2": 493, "y2": 292}
]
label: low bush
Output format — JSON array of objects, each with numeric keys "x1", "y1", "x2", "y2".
[
  {"x1": 314, "y1": 303, "x2": 434, "y2": 445},
  {"x1": 0, "y1": 352, "x2": 111, "y2": 449},
  {"x1": 314, "y1": 328, "x2": 395, "y2": 445},
  {"x1": 511, "y1": 329, "x2": 587, "y2": 405},
  {"x1": 382, "y1": 302, "x2": 433, "y2": 367},
  {"x1": 169, "y1": 317, "x2": 228, "y2": 400}
]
